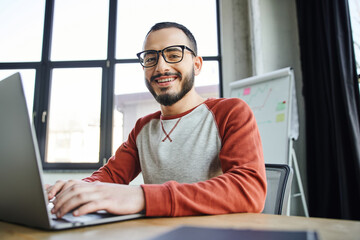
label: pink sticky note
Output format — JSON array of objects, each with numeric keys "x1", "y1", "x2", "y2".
[{"x1": 243, "y1": 87, "x2": 251, "y2": 96}]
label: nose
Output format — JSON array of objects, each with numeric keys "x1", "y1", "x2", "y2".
[{"x1": 154, "y1": 53, "x2": 170, "y2": 73}]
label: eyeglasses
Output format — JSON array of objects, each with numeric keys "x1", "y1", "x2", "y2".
[{"x1": 136, "y1": 45, "x2": 196, "y2": 68}]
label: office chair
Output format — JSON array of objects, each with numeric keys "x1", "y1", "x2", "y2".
[{"x1": 262, "y1": 164, "x2": 293, "y2": 215}]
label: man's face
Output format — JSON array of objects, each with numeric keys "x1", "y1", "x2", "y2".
[{"x1": 142, "y1": 28, "x2": 199, "y2": 106}]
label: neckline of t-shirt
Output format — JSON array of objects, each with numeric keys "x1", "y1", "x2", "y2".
[{"x1": 160, "y1": 98, "x2": 214, "y2": 121}]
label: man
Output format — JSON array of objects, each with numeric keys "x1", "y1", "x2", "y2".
[{"x1": 47, "y1": 22, "x2": 266, "y2": 218}]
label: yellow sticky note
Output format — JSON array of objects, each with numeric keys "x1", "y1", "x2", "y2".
[{"x1": 276, "y1": 113, "x2": 285, "y2": 122}]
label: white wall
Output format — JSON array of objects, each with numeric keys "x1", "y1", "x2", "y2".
[{"x1": 220, "y1": 0, "x2": 253, "y2": 98}]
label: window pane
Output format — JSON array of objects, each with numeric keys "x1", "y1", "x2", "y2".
[
  {"x1": 112, "y1": 64, "x2": 159, "y2": 153},
  {"x1": 0, "y1": 69, "x2": 36, "y2": 121},
  {"x1": 349, "y1": 0, "x2": 360, "y2": 75},
  {"x1": 0, "y1": 0, "x2": 45, "y2": 62},
  {"x1": 195, "y1": 61, "x2": 220, "y2": 98},
  {"x1": 46, "y1": 68, "x2": 102, "y2": 163},
  {"x1": 195, "y1": 61, "x2": 220, "y2": 88},
  {"x1": 51, "y1": 0, "x2": 109, "y2": 61},
  {"x1": 114, "y1": 63, "x2": 147, "y2": 95},
  {"x1": 116, "y1": 0, "x2": 218, "y2": 59},
  {"x1": 348, "y1": 0, "x2": 360, "y2": 93}
]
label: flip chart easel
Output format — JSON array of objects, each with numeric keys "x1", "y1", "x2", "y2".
[{"x1": 229, "y1": 67, "x2": 309, "y2": 217}]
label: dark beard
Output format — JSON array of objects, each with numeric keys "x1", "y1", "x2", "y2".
[{"x1": 145, "y1": 70, "x2": 195, "y2": 106}]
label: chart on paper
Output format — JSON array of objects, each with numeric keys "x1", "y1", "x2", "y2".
[
  {"x1": 230, "y1": 71, "x2": 293, "y2": 164},
  {"x1": 237, "y1": 80, "x2": 288, "y2": 125}
]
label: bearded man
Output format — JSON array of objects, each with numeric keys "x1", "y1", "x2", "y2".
[{"x1": 47, "y1": 22, "x2": 267, "y2": 218}]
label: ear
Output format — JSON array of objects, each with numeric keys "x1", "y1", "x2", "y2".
[{"x1": 193, "y1": 56, "x2": 203, "y2": 76}]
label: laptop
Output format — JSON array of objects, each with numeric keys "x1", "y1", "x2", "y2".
[{"x1": 0, "y1": 73, "x2": 144, "y2": 230}]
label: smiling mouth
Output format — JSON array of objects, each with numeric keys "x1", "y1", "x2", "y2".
[
  {"x1": 151, "y1": 73, "x2": 181, "y2": 84},
  {"x1": 156, "y1": 77, "x2": 176, "y2": 83}
]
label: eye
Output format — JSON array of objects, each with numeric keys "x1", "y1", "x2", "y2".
[
  {"x1": 142, "y1": 52, "x2": 157, "y2": 65},
  {"x1": 164, "y1": 48, "x2": 182, "y2": 61},
  {"x1": 144, "y1": 56, "x2": 156, "y2": 63},
  {"x1": 168, "y1": 53, "x2": 182, "y2": 59}
]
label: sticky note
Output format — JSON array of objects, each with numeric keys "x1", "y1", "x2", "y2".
[
  {"x1": 276, "y1": 101, "x2": 286, "y2": 111},
  {"x1": 243, "y1": 87, "x2": 251, "y2": 96},
  {"x1": 276, "y1": 113, "x2": 285, "y2": 122}
]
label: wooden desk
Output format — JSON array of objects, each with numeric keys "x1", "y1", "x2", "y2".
[{"x1": 1, "y1": 213, "x2": 359, "y2": 240}]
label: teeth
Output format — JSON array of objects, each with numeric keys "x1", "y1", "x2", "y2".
[{"x1": 157, "y1": 78, "x2": 175, "y2": 83}]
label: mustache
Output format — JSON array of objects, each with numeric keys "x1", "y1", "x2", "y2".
[{"x1": 150, "y1": 72, "x2": 182, "y2": 82}]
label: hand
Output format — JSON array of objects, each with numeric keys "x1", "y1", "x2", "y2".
[
  {"x1": 46, "y1": 179, "x2": 83, "y2": 201},
  {"x1": 50, "y1": 181, "x2": 145, "y2": 218}
]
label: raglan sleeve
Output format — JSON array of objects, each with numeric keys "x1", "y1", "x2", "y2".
[
  {"x1": 83, "y1": 121, "x2": 142, "y2": 184},
  {"x1": 141, "y1": 98, "x2": 267, "y2": 216}
]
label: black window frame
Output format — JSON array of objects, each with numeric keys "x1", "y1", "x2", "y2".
[{"x1": 0, "y1": 0, "x2": 223, "y2": 170}]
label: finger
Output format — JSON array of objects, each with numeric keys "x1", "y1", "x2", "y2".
[
  {"x1": 56, "y1": 192, "x2": 100, "y2": 218},
  {"x1": 52, "y1": 183, "x2": 84, "y2": 214},
  {"x1": 47, "y1": 180, "x2": 66, "y2": 200},
  {"x1": 44, "y1": 184, "x2": 53, "y2": 201},
  {"x1": 52, "y1": 184, "x2": 99, "y2": 218},
  {"x1": 48, "y1": 179, "x2": 81, "y2": 200},
  {"x1": 73, "y1": 200, "x2": 104, "y2": 217},
  {"x1": 58, "y1": 180, "x2": 79, "y2": 195}
]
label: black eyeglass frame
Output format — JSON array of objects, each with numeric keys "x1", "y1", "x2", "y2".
[{"x1": 136, "y1": 45, "x2": 196, "y2": 68}]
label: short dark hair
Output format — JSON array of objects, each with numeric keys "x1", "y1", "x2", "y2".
[{"x1": 145, "y1": 22, "x2": 198, "y2": 56}]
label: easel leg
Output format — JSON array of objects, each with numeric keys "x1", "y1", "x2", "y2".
[{"x1": 290, "y1": 147, "x2": 309, "y2": 217}]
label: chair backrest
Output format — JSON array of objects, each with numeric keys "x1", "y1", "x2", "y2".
[{"x1": 262, "y1": 164, "x2": 293, "y2": 215}]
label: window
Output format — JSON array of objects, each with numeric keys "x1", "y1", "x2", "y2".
[
  {"x1": 348, "y1": 0, "x2": 360, "y2": 90},
  {"x1": 0, "y1": 0, "x2": 222, "y2": 169}
]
